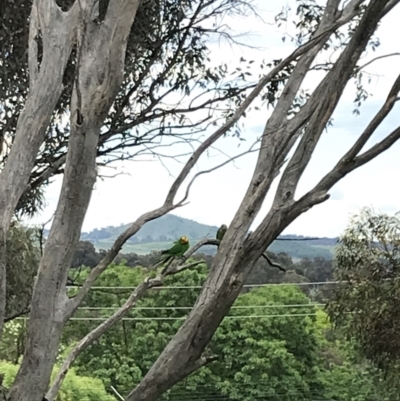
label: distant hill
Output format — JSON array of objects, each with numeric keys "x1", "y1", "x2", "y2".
[
  {"x1": 68, "y1": 214, "x2": 338, "y2": 260},
  {"x1": 80, "y1": 214, "x2": 218, "y2": 243}
]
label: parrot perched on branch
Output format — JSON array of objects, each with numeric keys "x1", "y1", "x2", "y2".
[
  {"x1": 216, "y1": 224, "x2": 228, "y2": 248},
  {"x1": 154, "y1": 236, "x2": 190, "y2": 267}
]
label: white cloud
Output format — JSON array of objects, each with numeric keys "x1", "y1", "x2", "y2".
[{"x1": 27, "y1": 0, "x2": 400, "y2": 238}]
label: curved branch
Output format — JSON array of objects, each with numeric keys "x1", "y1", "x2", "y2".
[
  {"x1": 164, "y1": 19, "x2": 348, "y2": 206},
  {"x1": 261, "y1": 253, "x2": 286, "y2": 273},
  {"x1": 179, "y1": 140, "x2": 261, "y2": 204},
  {"x1": 46, "y1": 237, "x2": 214, "y2": 401},
  {"x1": 301, "y1": 72, "x2": 400, "y2": 204},
  {"x1": 355, "y1": 52, "x2": 400, "y2": 73}
]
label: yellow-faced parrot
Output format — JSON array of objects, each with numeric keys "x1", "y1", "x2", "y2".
[
  {"x1": 216, "y1": 224, "x2": 228, "y2": 248},
  {"x1": 157, "y1": 235, "x2": 190, "y2": 265}
]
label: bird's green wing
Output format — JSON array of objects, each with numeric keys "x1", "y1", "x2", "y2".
[
  {"x1": 161, "y1": 240, "x2": 179, "y2": 255},
  {"x1": 216, "y1": 227, "x2": 227, "y2": 241},
  {"x1": 166, "y1": 241, "x2": 184, "y2": 256},
  {"x1": 181, "y1": 242, "x2": 190, "y2": 255}
]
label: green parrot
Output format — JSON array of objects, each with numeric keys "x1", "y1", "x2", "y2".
[
  {"x1": 156, "y1": 236, "x2": 190, "y2": 266},
  {"x1": 216, "y1": 224, "x2": 228, "y2": 248}
]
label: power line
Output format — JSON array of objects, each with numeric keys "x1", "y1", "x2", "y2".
[
  {"x1": 14, "y1": 313, "x2": 320, "y2": 322},
  {"x1": 66, "y1": 280, "x2": 340, "y2": 290},
  {"x1": 77, "y1": 303, "x2": 325, "y2": 311},
  {"x1": 275, "y1": 236, "x2": 338, "y2": 242}
]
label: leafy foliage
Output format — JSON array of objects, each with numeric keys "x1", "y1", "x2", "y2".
[
  {"x1": 327, "y1": 207, "x2": 400, "y2": 375},
  {"x1": 0, "y1": 0, "x2": 262, "y2": 216},
  {"x1": 314, "y1": 311, "x2": 396, "y2": 401},
  {"x1": 1, "y1": 258, "x2": 398, "y2": 399},
  {"x1": 53, "y1": 263, "x2": 397, "y2": 400},
  {"x1": 0, "y1": 359, "x2": 114, "y2": 401},
  {"x1": 5, "y1": 222, "x2": 40, "y2": 321},
  {"x1": 0, "y1": 322, "x2": 26, "y2": 364}
]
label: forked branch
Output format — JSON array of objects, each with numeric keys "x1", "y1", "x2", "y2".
[
  {"x1": 273, "y1": 4, "x2": 400, "y2": 209},
  {"x1": 46, "y1": 238, "x2": 216, "y2": 401},
  {"x1": 290, "y1": 73, "x2": 400, "y2": 218}
]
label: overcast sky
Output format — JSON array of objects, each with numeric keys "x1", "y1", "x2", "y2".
[{"x1": 28, "y1": 0, "x2": 400, "y2": 237}]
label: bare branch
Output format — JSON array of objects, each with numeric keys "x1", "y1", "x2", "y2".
[
  {"x1": 298, "y1": 72, "x2": 400, "y2": 205},
  {"x1": 69, "y1": 205, "x2": 179, "y2": 310},
  {"x1": 28, "y1": 1, "x2": 40, "y2": 87},
  {"x1": 110, "y1": 386, "x2": 124, "y2": 401},
  {"x1": 261, "y1": 253, "x2": 287, "y2": 273},
  {"x1": 272, "y1": 2, "x2": 400, "y2": 208},
  {"x1": 383, "y1": 0, "x2": 400, "y2": 14},
  {"x1": 355, "y1": 52, "x2": 400, "y2": 73},
  {"x1": 46, "y1": 275, "x2": 163, "y2": 401},
  {"x1": 24, "y1": 83, "x2": 252, "y2": 196},
  {"x1": 166, "y1": 260, "x2": 205, "y2": 276},
  {"x1": 179, "y1": 140, "x2": 261, "y2": 204},
  {"x1": 342, "y1": 73, "x2": 400, "y2": 159},
  {"x1": 234, "y1": 0, "x2": 367, "y2": 214},
  {"x1": 3, "y1": 307, "x2": 30, "y2": 324},
  {"x1": 164, "y1": 16, "x2": 356, "y2": 207},
  {"x1": 183, "y1": 238, "x2": 220, "y2": 258},
  {"x1": 180, "y1": 354, "x2": 219, "y2": 378}
]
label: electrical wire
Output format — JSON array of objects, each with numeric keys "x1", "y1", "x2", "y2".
[
  {"x1": 13, "y1": 312, "x2": 320, "y2": 322},
  {"x1": 76, "y1": 303, "x2": 325, "y2": 311},
  {"x1": 66, "y1": 280, "x2": 341, "y2": 290}
]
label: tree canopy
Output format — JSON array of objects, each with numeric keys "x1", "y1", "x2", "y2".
[
  {"x1": 0, "y1": 0, "x2": 257, "y2": 216},
  {"x1": 327, "y1": 207, "x2": 400, "y2": 376}
]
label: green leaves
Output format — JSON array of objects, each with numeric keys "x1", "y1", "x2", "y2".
[
  {"x1": 0, "y1": 360, "x2": 114, "y2": 401},
  {"x1": 327, "y1": 207, "x2": 400, "y2": 377},
  {"x1": 5, "y1": 222, "x2": 40, "y2": 321},
  {"x1": 2, "y1": 254, "x2": 397, "y2": 399},
  {"x1": 64, "y1": 266, "x2": 321, "y2": 400}
]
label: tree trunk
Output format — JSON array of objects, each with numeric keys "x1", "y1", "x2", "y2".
[
  {"x1": 7, "y1": 1, "x2": 142, "y2": 400},
  {"x1": 7, "y1": 116, "x2": 100, "y2": 400},
  {"x1": 0, "y1": 0, "x2": 77, "y2": 340}
]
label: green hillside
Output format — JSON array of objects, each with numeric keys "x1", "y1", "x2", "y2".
[
  {"x1": 77, "y1": 214, "x2": 337, "y2": 260},
  {"x1": 80, "y1": 214, "x2": 218, "y2": 243}
]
